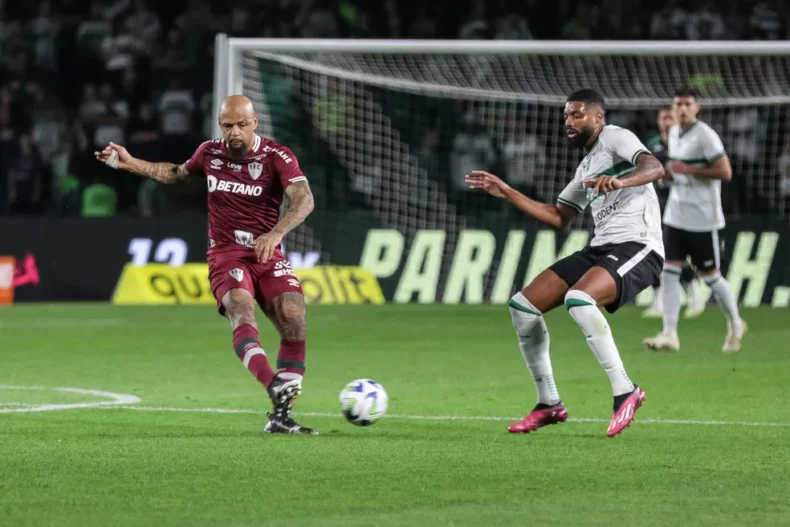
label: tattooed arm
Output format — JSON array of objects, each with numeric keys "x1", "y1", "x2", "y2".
[
  {"x1": 254, "y1": 182, "x2": 315, "y2": 262},
  {"x1": 271, "y1": 182, "x2": 315, "y2": 238},
  {"x1": 94, "y1": 142, "x2": 194, "y2": 183}
]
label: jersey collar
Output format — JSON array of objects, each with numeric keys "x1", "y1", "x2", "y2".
[{"x1": 679, "y1": 120, "x2": 699, "y2": 138}]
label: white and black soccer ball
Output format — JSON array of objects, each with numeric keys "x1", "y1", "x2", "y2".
[{"x1": 339, "y1": 379, "x2": 388, "y2": 426}]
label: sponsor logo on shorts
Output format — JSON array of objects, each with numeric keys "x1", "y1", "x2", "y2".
[
  {"x1": 234, "y1": 230, "x2": 254, "y2": 247},
  {"x1": 274, "y1": 269, "x2": 295, "y2": 277},
  {"x1": 211, "y1": 159, "x2": 223, "y2": 168},
  {"x1": 248, "y1": 162, "x2": 263, "y2": 180},
  {"x1": 274, "y1": 261, "x2": 292, "y2": 270},
  {"x1": 207, "y1": 175, "x2": 263, "y2": 196},
  {"x1": 229, "y1": 268, "x2": 244, "y2": 281}
]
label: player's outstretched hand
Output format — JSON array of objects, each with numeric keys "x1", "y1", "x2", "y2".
[
  {"x1": 254, "y1": 232, "x2": 284, "y2": 263},
  {"x1": 464, "y1": 170, "x2": 510, "y2": 199},
  {"x1": 94, "y1": 142, "x2": 132, "y2": 170},
  {"x1": 584, "y1": 175, "x2": 623, "y2": 197}
]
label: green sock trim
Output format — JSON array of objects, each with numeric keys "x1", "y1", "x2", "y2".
[
  {"x1": 234, "y1": 338, "x2": 258, "y2": 357},
  {"x1": 508, "y1": 299, "x2": 540, "y2": 316},
  {"x1": 277, "y1": 359, "x2": 306, "y2": 371},
  {"x1": 565, "y1": 298, "x2": 594, "y2": 310}
]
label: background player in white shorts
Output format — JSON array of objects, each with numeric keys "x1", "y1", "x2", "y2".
[
  {"x1": 644, "y1": 87, "x2": 747, "y2": 353},
  {"x1": 466, "y1": 89, "x2": 665, "y2": 438},
  {"x1": 642, "y1": 105, "x2": 705, "y2": 319}
]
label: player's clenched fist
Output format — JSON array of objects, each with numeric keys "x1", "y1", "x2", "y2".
[
  {"x1": 254, "y1": 231, "x2": 284, "y2": 262},
  {"x1": 464, "y1": 170, "x2": 510, "y2": 199},
  {"x1": 94, "y1": 142, "x2": 133, "y2": 170}
]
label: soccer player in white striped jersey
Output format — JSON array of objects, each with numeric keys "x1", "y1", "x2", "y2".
[
  {"x1": 466, "y1": 89, "x2": 665, "y2": 437},
  {"x1": 644, "y1": 87, "x2": 747, "y2": 353}
]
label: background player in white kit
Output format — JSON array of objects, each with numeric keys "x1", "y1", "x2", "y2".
[
  {"x1": 466, "y1": 89, "x2": 665, "y2": 437},
  {"x1": 644, "y1": 88, "x2": 747, "y2": 353}
]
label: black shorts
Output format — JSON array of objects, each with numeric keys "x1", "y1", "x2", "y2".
[
  {"x1": 663, "y1": 225, "x2": 722, "y2": 273},
  {"x1": 549, "y1": 242, "x2": 664, "y2": 314}
]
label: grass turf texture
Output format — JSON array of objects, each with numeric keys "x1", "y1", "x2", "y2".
[{"x1": 1, "y1": 304, "x2": 789, "y2": 526}]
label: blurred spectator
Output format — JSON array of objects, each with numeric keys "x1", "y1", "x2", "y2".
[
  {"x1": 686, "y1": 1, "x2": 726, "y2": 40},
  {"x1": 650, "y1": 0, "x2": 688, "y2": 39},
  {"x1": 750, "y1": 1, "x2": 783, "y2": 40},
  {"x1": 562, "y1": 5, "x2": 592, "y2": 40},
  {"x1": 459, "y1": 0, "x2": 490, "y2": 40},
  {"x1": 451, "y1": 109, "x2": 499, "y2": 192},
  {"x1": 778, "y1": 139, "x2": 790, "y2": 203},
  {"x1": 29, "y1": 1, "x2": 59, "y2": 73},
  {"x1": 494, "y1": 0, "x2": 533, "y2": 40},
  {"x1": 157, "y1": 78, "x2": 194, "y2": 137},
  {"x1": 92, "y1": 82, "x2": 127, "y2": 149},
  {"x1": 6, "y1": 135, "x2": 44, "y2": 215},
  {"x1": 79, "y1": 83, "x2": 106, "y2": 123},
  {"x1": 123, "y1": 0, "x2": 160, "y2": 57}
]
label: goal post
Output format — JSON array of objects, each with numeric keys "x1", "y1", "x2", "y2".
[{"x1": 213, "y1": 36, "x2": 790, "y2": 303}]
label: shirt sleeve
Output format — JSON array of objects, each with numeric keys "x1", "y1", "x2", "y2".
[
  {"x1": 557, "y1": 178, "x2": 587, "y2": 213},
  {"x1": 272, "y1": 146, "x2": 307, "y2": 188},
  {"x1": 610, "y1": 127, "x2": 651, "y2": 166},
  {"x1": 701, "y1": 127, "x2": 726, "y2": 163},
  {"x1": 184, "y1": 141, "x2": 208, "y2": 174}
]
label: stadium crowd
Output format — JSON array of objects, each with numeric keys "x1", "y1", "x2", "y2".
[{"x1": 0, "y1": 0, "x2": 788, "y2": 217}]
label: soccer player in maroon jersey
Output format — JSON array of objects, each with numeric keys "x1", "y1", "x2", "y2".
[{"x1": 94, "y1": 95, "x2": 317, "y2": 435}]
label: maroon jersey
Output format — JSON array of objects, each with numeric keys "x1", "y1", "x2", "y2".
[{"x1": 184, "y1": 135, "x2": 306, "y2": 255}]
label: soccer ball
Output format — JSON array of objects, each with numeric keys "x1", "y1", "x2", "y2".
[{"x1": 339, "y1": 379, "x2": 388, "y2": 426}]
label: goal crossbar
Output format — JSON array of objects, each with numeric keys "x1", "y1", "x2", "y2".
[{"x1": 213, "y1": 36, "x2": 790, "y2": 137}]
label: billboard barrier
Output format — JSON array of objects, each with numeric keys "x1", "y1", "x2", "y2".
[
  {"x1": 1, "y1": 216, "x2": 788, "y2": 307},
  {"x1": 112, "y1": 264, "x2": 385, "y2": 306}
]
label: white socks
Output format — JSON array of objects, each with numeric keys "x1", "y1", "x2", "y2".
[
  {"x1": 661, "y1": 264, "x2": 682, "y2": 335},
  {"x1": 704, "y1": 272, "x2": 741, "y2": 328},
  {"x1": 509, "y1": 293, "x2": 560, "y2": 406},
  {"x1": 565, "y1": 290, "x2": 635, "y2": 397}
]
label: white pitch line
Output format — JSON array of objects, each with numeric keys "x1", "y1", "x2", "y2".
[
  {"x1": 110, "y1": 406, "x2": 790, "y2": 428},
  {"x1": 0, "y1": 385, "x2": 141, "y2": 414}
]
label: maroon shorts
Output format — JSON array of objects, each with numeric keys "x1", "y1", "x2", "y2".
[{"x1": 208, "y1": 248, "x2": 304, "y2": 316}]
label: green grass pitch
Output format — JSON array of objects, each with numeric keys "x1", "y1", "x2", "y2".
[{"x1": 1, "y1": 304, "x2": 789, "y2": 526}]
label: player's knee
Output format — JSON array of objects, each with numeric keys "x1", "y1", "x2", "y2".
[
  {"x1": 223, "y1": 289, "x2": 256, "y2": 327},
  {"x1": 509, "y1": 292, "x2": 542, "y2": 336},
  {"x1": 564, "y1": 289, "x2": 597, "y2": 311}
]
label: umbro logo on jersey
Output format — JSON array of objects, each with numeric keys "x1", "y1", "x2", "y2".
[
  {"x1": 229, "y1": 268, "x2": 244, "y2": 281},
  {"x1": 211, "y1": 159, "x2": 223, "y2": 168}
]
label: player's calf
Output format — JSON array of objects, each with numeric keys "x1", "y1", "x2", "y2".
[
  {"x1": 223, "y1": 289, "x2": 278, "y2": 389},
  {"x1": 272, "y1": 292, "x2": 307, "y2": 382}
]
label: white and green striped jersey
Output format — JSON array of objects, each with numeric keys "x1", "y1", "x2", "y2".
[
  {"x1": 664, "y1": 120, "x2": 727, "y2": 232},
  {"x1": 557, "y1": 125, "x2": 664, "y2": 258}
]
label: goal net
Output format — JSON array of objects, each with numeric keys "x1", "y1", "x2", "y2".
[{"x1": 216, "y1": 39, "x2": 790, "y2": 292}]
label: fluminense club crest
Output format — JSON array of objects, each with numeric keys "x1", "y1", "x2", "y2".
[{"x1": 248, "y1": 162, "x2": 263, "y2": 180}]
